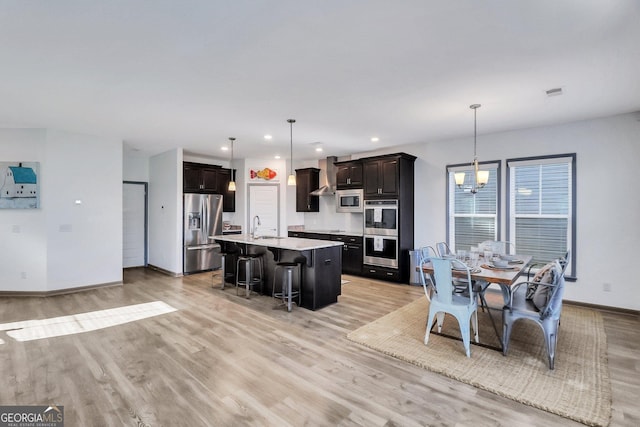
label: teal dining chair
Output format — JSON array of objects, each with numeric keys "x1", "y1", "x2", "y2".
[{"x1": 425, "y1": 257, "x2": 479, "y2": 357}]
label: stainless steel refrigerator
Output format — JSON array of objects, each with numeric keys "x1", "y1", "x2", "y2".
[{"x1": 183, "y1": 193, "x2": 223, "y2": 274}]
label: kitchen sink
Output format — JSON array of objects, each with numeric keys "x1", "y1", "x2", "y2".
[{"x1": 254, "y1": 236, "x2": 286, "y2": 240}]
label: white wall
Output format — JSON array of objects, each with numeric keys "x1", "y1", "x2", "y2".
[
  {"x1": 353, "y1": 113, "x2": 640, "y2": 311},
  {"x1": 0, "y1": 128, "x2": 123, "y2": 292},
  {"x1": 148, "y1": 148, "x2": 182, "y2": 274},
  {"x1": 45, "y1": 130, "x2": 123, "y2": 290},
  {"x1": 123, "y1": 152, "x2": 149, "y2": 182}
]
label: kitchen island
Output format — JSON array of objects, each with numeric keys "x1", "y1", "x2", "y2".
[{"x1": 212, "y1": 234, "x2": 343, "y2": 310}]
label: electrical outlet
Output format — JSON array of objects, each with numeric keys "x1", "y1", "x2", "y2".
[
  {"x1": 603, "y1": 283, "x2": 612, "y2": 292},
  {"x1": 20, "y1": 272, "x2": 27, "y2": 279},
  {"x1": 12, "y1": 225, "x2": 20, "y2": 233}
]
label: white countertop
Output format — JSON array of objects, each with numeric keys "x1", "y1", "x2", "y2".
[
  {"x1": 212, "y1": 234, "x2": 343, "y2": 250},
  {"x1": 287, "y1": 227, "x2": 363, "y2": 237}
]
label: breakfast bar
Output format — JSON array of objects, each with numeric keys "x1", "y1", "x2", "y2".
[{"x1": 212, "y1": 234, "x2": 344, "y2": 310}]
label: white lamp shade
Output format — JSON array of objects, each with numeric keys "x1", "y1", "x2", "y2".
[
  {"x1": 287, "y1": 174, "x2": 297, "y2": 186},
  {"x1": 228, "y1": 180, "x2": 236, "y2": 192},
  {"x1": 477, "y1": 170, "x2": 490, "y2": 186},
  {"x1": 454, "y1": 172, "x2": 465, "y2": 186}
]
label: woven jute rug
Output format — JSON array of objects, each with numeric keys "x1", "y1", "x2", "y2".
[{"x1": 347, "y1": 297, "x2": 612, "y2": 427}]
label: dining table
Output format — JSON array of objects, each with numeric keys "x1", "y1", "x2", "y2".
[
  {"x1": 421, "y1": 254, "x2": 533, "y2": 304},
  {"x1": 420, "y1": 254, "x2": 533, "y2": 351}
]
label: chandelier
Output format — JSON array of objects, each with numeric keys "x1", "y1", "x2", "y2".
[{"x1": 454, "y1": 104, "x2": 489, "y2": 194}]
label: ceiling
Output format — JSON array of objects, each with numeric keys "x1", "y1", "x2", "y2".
[{"x1": 1, "y1": 1, "x2": 639, "y2": 161}]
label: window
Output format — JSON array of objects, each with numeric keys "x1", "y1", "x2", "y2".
[
  {"x1": 447, "y1": 161, "x2": 501, "y2": 251},
  {"x1": 507, "y1": 154, "x2": 576, "y2": 278}
]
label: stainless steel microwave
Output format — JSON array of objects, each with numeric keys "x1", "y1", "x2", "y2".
[{"x1": 335, "y1": 189, "x2": 363, "y2": 213}]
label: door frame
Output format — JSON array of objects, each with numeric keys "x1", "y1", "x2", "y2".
[{"x1": 123, "y1": 181, "x2": 148, "y2": 267}]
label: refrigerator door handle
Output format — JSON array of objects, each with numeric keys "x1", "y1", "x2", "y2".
[
  {"x1": 187, "y1": 243, "x2": 220, "y2": 251},
  {"x1": 202, "y1": 197, "x2": 207, "y2": 238}
]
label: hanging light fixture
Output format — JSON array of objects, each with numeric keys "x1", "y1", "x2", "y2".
[
  {"x1": 287, "y1": 119, "x2": 297, "y2": 186},
  {"x1": 455, "y1": 104, "x2": 489, "y2": 194},
  {"x1": 227, "y1": 137, "x2": 236, "y2": 192}
]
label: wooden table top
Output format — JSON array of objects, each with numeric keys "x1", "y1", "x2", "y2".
[{"x1": 421, "y1": 255, "x2": 533, "y2": 286}]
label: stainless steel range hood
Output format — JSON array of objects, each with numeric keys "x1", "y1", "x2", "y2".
[{"x1": 310, "y1": 156, "x2": 337, "y2": 196}]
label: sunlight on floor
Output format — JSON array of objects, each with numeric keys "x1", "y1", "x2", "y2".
[{"x1": 0, "y1": 301, "x2": 177, "y2": 342}]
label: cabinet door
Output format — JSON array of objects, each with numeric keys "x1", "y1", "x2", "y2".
[
  {"x1": 363, "y1": 160, "x2": 381, "y2": 198},
  {"x1": 216, "y1": 168, "x2": 236, "y2": 212},
  {"x1": 295, "y1": 168, "x2": 319, "y2": 212},
  {"x1": 336, "y1": 165, "x2": 351, "y2": 189},
  {"x1": 379, "y1": 158, "x2": 399, "y2": 197},
  {"x1": 201, "y1": 168, "x2": 218, "y2": 192},
  {"x1": 184, "y1": 165, "x2": 202, "y2": 192},
  {"x1": 348, "y1": 163, "x2": 363, "y2": 187},
  {"x1": 342, "y1": 244, "x2": 363, "y2": 275}
]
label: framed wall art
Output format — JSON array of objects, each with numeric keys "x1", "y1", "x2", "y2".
[{"x1": 0, "y1": 161, "x2": 40, "y2": 209}]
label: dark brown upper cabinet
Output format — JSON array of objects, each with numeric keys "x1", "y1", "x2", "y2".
[
  {"x1": 183, "y1": 161, "x2": 235, "y2": 211},
  {"x1": 295, "y1": 168, "x2": 320, "y2": 212},
  {"x1": 362, "y1": 153, "x2": 416, "y2": 199},
  {"x1": 335, "y1": 160, "x2": 363, "y2": 189}
]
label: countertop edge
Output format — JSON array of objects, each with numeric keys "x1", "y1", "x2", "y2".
[{"x1": 212, "y1": 234, "x2": 344, "y2": 250}]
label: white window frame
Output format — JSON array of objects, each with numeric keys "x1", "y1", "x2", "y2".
[
  {"x1": 446, "y1": 161, "x2": 501, "y2": 251},
  {"x1": 507, "y1": 154, "x2": 576, "y2": 279}
]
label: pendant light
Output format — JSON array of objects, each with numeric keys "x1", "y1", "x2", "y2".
[
  {"x1": 227, "y1": 137, "x2": 236, "y2": 192},
  {"x1": 287, "y1": 119, "x2": 297, "y2": 186},
  {"x1": 454, "y1": 104, "x2": 489, "y2": 194}
]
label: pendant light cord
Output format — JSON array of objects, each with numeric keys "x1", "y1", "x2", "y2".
[{"x1": 288, "y1": 119, "x2": 296, "y2": 175}]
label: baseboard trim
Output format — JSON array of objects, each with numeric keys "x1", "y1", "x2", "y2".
[
  {"x1": 147, "y1": 264, "x2": 183, "y2": 277},
  {"x1": 565, "y1": 299, "x2": 639, "y2": 317},
  {"x1": 0, "y1": 281, "x2": 122, "y2": 298}
]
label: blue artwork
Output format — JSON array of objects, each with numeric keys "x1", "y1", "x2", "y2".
[{"x1": 0, "y1": 161, "x2": 40, "y2": 209}]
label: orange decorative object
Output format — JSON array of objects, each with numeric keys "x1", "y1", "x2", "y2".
[{"x1": 250, "y1": 167, "x2": 277, "y2": 180}]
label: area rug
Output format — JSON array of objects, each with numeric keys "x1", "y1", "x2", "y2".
[{"x1": 347, "y1": 298, "x2": 612, "y2": 427}]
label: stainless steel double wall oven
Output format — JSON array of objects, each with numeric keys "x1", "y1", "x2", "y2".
[{"x1": 363, "y1": 199, "x2": 399, "y2": 268}]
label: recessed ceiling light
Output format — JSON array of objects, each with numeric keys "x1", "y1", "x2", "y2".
[
  {"x1": 315, "y1": 147, "x2": 323, "y2": 152},
  {"x1": 371, "y1": 137, "x2": 379, "y2": 142},
  {"x1": 221, "y1": 146, "x2": 229, "y2": 151},
  {"x1": 274, "y1": 155, "x2": 281, "y2": 159},
  {"x1": 264, "y1": 134, "x2": 273, "y2": 140}
]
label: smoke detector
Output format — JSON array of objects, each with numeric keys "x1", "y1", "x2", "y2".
[{"x1": 545, "y1": 87, "x2": 563, "y2": 97}]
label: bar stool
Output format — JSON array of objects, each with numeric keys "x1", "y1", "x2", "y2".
[
  {"x1": 235, "y1": 253, "x2": 263, "y2": 298},
  {"x1": 272, "y1": 261, "x2": 302, "y2": 312},
  {"x1": 215, "y1": 250, "x2": 238, "y2": 290}
]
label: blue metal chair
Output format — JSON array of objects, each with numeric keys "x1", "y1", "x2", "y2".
[
  {"x1": 425, "y1": 257, "x2": 479, "y2": 357},
  {"x1": 502, "y1": 260, "x2": 565, "y2": 369},
  {"x1": 418, "y1": 246, "x2": 437, "y2": 301}
]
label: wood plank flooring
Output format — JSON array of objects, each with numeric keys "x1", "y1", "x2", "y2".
[{"x1": 0, "y1": 268, "x2": 638, "y2": 426}]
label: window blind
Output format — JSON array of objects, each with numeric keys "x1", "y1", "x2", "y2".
[
  {"x1": 508, "y1": 154, "x2": 575, "y2": 277},
  {"x1": 447, "y1": 161, "x2": 500, "y2": 251}
]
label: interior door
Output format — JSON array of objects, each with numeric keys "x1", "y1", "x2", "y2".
[
  {"x1": 248, "y1": 184, "x2": 280, "y2": 236},
  {"x1": 123, "y1": 182, "x2": 147, "y2": 268}
]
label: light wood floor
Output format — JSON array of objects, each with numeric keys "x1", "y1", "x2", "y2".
[{"x1": 0, "y1": 268, "x2": 638, "y2": 426}]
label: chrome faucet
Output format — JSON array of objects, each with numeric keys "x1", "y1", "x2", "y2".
[{"x1": 251, "y1": 215, "x2": 261, "y2": 238}]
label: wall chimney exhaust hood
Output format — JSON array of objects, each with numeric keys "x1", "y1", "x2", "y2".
[{"x1": 310, "y1": 156, "x2": 337, "y2": 196}]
